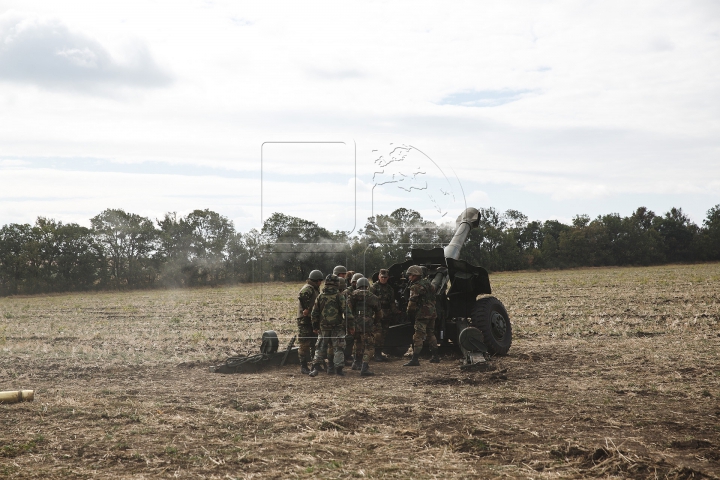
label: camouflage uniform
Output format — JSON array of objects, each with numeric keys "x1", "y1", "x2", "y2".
[
  {"x1": 407, "y1": 278, "x2": 438, "y2": 352},
  {"x1": 328, "y1": 276, "x2": 347, "y2": 363},
  {"x1": 311, "y1": 285, "x2": 353, "y2": 369},
  {"x1": 348, "y1": 288, "x2": 382, "y2": 363},
  {"x1": 344, "y1": 284, "x2": 361, "y2": 362},
  {"x1": 297, "y1": 280, "x2": 320, "y2": 365},
  {"x1": 369, "y1": 281, "x2": 399, "y2": 349}
]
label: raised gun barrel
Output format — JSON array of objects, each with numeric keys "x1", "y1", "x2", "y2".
[
  {"x1": 443, "y1": 207, "x2": 481, "y2": 261},
  {"x1": 430, "y1": 207, "x2": 481, "y2": 292}
]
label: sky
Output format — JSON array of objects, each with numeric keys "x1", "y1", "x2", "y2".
[{"x1": 0, "y1": 0, "x2": 719, "y2": 234}]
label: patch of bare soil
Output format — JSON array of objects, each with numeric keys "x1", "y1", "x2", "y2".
[{"x1": 1, "y1": 264, "x2": 719, "y2": 478}]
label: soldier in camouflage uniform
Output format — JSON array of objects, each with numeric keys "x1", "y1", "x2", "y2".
[
  {"x1": 348, "y1": 272, "x2": 362, "y2": 293},
  {"x1": 403, "y1": 265, "x2": 440, "y2": 366},
  {"x1": 309, "y1": 274, "x2": 354, "y2": 377},
  {"x1": 348, "y1": 277, "x2": 381, "y2": 376},
  {"x1": 297, "y1": 270, "x2": 324, "y2": 374},
  {"x1": 369, "y1": 268, "x2": 399, "y2": 362},
  {"x1": 333, "y1": 265, "x2": 348, "y2": 292},
  {"x1": 327, "y1": 266, "x2": 348, "y2": 372},
  {"x1": 347, "y1": 272, "x2": 364, "y2": 368}
]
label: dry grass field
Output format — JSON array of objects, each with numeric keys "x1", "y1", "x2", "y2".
[{"x1": 1, "y1": 264, "x2": 719, "y2": 479}]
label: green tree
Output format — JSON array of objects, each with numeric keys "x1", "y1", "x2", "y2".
[
  {"x1": 460, "y1": 207, "x2": 504, "y2": 270},
  {"x1": 556, "y1": 215, "x2": 600, "y2": 268},
  {"x1": 361, "y1": 208, "x2": 447, "y2": 274},
  {"x1": 0, "y1": 219, "x2": 101, "y2": 295},
  {"x1": 30, "y1": 218, "x2": 101, "y2": 292},
  {"x1": 537, "y1": 220, "x2": 571, "y2": 268},
  {"x1": 225, "y1": 232, "x2": 251, "y2": 282},
  {"x1": 184, "y1": 209, "x2": 235, "y2": 285},
  {"x1": 620, "y1": 207, "x2": 664, "y2": 265},
  {"x1": 705, "y1": 205, "x2": 720, "y2": 260},
  {"x1": 91, "y1": 209, "x2": 158, "y2": 287},
  {"x1": 653, "y1": 208, "x2": 698, "y2": 263},
  {"x1": 156, "y1": 209, "x2": 236, "y2": 286},
  {"x1": 0, "y1": 223, "x2": 32, "y2": 295},
  {"x1": 53, "y1": 221, "x2": 102, "y2": 291},
  {"x1": 261, "y1": 212, "x2": 337, "y2": 281},
  {"x1": 696, "y1": 205, "x2": 720, "y2": 261}
]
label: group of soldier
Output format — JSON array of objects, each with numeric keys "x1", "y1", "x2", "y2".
[{"x1": 296, "y1": 264, "x2": 440, "y2": 378}]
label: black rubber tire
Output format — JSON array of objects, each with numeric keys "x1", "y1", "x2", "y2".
[{"x1": 471, "y1": 297, "x2": 512, "y2": 356}]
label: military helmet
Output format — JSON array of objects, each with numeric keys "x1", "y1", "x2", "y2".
[
  {"x1": 332, "y1": 265, "x2": 347, "y2": 275},
  {"x1": 324, "y1": 274, "x2": 339, "y2": 286},
  {"x1": 356, "y1": 277, "x2": 370, "y2": 289},
  {"x1": 308, "y1": 270, "x2": 324, "y2": 281},
  {"x1": 351, "y1": 273, "x2": 364, "y2": 283},
  {"x1": 406, "y1": 265, "x2": 423, "y2": 276}
]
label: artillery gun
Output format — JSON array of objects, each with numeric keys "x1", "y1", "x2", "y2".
[
  {"x1": 211, "y1": 207, "x2": 511, "y2": 373},
  {"x1": 376, "y1": 207, "x2": 512, "y2": 368}
]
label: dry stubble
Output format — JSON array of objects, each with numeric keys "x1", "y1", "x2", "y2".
[{"x1": 1, "y1": 264, "x2": 719, "y2": 478}]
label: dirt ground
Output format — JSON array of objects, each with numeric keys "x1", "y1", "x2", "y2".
[{"x1": 1, "y1": 264, "x2": 719, "y2": 479}]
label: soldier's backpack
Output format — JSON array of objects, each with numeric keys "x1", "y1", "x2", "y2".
[{"x1": 317, "y1": 292, "x2": 344, "y2": 326}]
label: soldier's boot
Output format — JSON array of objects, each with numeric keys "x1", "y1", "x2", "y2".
[
  {"x1": 373, "y1": 348, "x2": 388, "y2": 362},
  {"x1": 403, "y1": 352, "x2": 420, "y2": 367},
  {"x1": 300, "y1": 362, "x2": 311, "y2": 375},
  {"x1": 335, "y1": 366, "x2": 345, "y2": 376},
  {"x1": 360, "y1": 362, "x2": 374, "y2": 376},
  {"x1": 345, "y1": 355, "x2": 354, "y2": 367},
  {"x1": 308, "y1": 363, "x2": 323, "y2": 377},
  {"x1": 351, "y1": 358, "x2": 362, "y2": 370},
  {"x1": 327, "y1": 362, "x2": 336, "y2": 375},
  {"x1": 429, "y1": 347, "x2": 441, "y2": 364}
]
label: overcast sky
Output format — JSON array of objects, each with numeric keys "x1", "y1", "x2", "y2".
[{"x1": 1, "y1": 1, "x2": 718, "y2": 233}]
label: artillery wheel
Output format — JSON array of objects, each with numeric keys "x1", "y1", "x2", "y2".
[{"x1": 471, "y1": 297, "x2": 512, "y2": 356}]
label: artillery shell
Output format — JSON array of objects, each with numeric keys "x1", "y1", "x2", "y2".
[{"x1": 0, "y1": 390, "x2": 34, "y2": 404}]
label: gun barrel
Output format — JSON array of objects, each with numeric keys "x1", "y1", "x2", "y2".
[
  {"x1": 443, "y1": 207, "x2": 480, "y2": 260},
  {"x1": 430, "y1": 271, "x2": 445, "y2": 291}
]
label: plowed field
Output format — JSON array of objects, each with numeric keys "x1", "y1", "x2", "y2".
[{"x1": 1, "y1": 264, "x2": 719, "y2": 479}]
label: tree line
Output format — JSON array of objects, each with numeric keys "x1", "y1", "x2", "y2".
[{"x1": 1, "y1": 205, "x2": 719, "y2": 296}]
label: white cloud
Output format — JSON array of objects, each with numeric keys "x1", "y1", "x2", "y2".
[
  {"x1": 463, "y1": 190, "x2": 491, "y2": 206},
  {"x1": 0, "y1": 11, "x2": 172, "y2": 93}
]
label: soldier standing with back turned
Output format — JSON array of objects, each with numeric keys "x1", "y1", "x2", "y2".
[
  {"x1": 309, "y1": 274, "x2": 354, "y2": 377},
  {"x1": 297, "y1": 270, "x2": 323, "y2": 375},
  {"x1": 369, "y1": 268, "x2": 399, "y2": 362},
  {"x1": 403, "y1": 265, "x2": 440, "y2": 366},
  {"x1": 347, "y1": 272, "x2": 364, "y2": 368},
  {"x1": 326, "y1": 265, "x2": 349, "y2": 372},
  {"x1": 348, "y1": 277, "x2": 381, "y2": 376}
]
